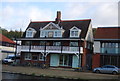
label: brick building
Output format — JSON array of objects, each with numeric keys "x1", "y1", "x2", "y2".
[
  {"x1": 17, "y1": 11, "x2": 93, "y2": 69},
  {"x1": 93, "y1": 27, "x2": 120, "y2": 68}
]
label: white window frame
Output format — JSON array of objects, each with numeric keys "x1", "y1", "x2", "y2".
[
  {"x1": 70, "y1": 26, "x2": 81, "y2": 38},
  {"x1": 26, "y1": 28, "x2": 36, "y2": 38},
  {"x1": 24, "y1": 53, "x2": 32, "y2": 60},
  {"x1": 54, "y1": 30, "x2": 62, "y2": 37}
]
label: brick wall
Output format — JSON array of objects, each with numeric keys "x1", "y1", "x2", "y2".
[{"x1": 92, "y1": 53, "x2": 100, "y2": 69}]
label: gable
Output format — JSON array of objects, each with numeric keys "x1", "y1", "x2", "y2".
[
  {"x1": 70, "y1": 26, "x2": 80, "y2": 30},
  {"x1": 42, "y1": 22, "x2": 61, "y2": 30}
]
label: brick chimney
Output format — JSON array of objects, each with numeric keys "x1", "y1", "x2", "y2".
[{"x1": 55, "y1": 11, "x2": 61, "y2": 24}]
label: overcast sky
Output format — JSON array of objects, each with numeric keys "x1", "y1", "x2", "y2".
[{"x1": 0, "y1": 0, "x2": 119, "y2": 31}]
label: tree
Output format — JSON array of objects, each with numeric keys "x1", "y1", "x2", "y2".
[{"x1": 0, "y1": 27, "x2": 23, "y2": 40}]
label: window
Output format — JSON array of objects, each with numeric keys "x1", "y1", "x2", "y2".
[
  {"x1": 118, "y1": 43, "x2": 120, "y2": 48},
  {"x1": 70, "y1": 26, "x2": 81, "y2": 37},
  {"x1": 26, "y1": 28, "x2": 36, "y2": 37},
  {"x1": 102, "y1": 43, "x2": 118, "y2": 48},
  {"x1": 55, "y1": 31, "x2": 57, "y2": 37},
  {"x1": 40, "y1": 41, "x2": 45, "y2": 46},
  {"x1": 25, "y1": 41, "x2": 30, "y2": 45},
  {"x1": 71, "y1": 31, "x2": 78, "y2": 37},
  {"x1": 70, "y1": 42, "x2": 78, "y2": 47},
  {"x1": 48, "y1": 31, "x2": 53, "y2": 37},
  {"x1": 59, "y1": 55, "x2": 69, "y2": 66},
  {"x1": 24, "y1": 53, "x2": 31, "y2": 60},
  {"x1": 39, "y1": 54, "x2": 44, "y2": 61},
  {"x1": 53, "y1": 42, "x2": 61, "y2": 46},
  {"x1": 26, "y1": 31, "x2": 32, "y2": 37},
  {"x1": 32, "y1": 55, "x2": 38, "y2": 61}
]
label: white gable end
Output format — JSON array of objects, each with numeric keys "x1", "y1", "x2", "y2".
[
  {"x1": 85, "y1": 23, "x2": 93, "y2": 42},
  {"x1": 42, "y1": 22, "x2": 61, "y2": 30}
]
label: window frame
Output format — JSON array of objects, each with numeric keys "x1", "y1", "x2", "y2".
[
  {"x1": 24, "y1": 53, "x2": 32, "y2": 60},
  {"x1": 39, "y1": 54, "x2": 44, "y2": 61},
  {"x1": 26, "y1": 28, "x2": 36, "y2": 38}
]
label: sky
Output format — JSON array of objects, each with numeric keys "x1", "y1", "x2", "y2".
[{"x1": 0, "y1": 0, "x2": 119, "y2": 31}]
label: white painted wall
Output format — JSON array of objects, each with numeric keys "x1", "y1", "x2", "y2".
[
  {"x1": 85, "y1": 22, "x2": 94, "y2": 43},
  {"x1": 94, "y1": 41, "x2": 100, "y2": 53}
]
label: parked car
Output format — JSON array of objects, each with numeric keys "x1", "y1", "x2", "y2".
[
  {"x1": 2, "y1": 55, "x2": 20, "y2": 64},
  {"x1": 93, "y1": 65, "x2": 120, "y2": 75}
]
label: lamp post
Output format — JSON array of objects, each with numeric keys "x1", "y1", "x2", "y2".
[{"x1": 14, "y1": 37, "x2": 17, "y2": 63}]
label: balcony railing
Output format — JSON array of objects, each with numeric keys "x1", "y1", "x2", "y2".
[{"x1": 20, "y1": 45, "x2": 83, "y2": 54}]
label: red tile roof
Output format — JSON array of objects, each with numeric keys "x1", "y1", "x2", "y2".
[
  {"x1": 95, "y1": 27, "x2": 120, "y2": 39},
  {"x1": 0, "y1": 33, "x2": 15, "y2": 44}
]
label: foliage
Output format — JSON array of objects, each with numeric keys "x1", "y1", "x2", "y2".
[
  {"x1": 92, "y1": 28, "x2": 97, "y2": 37},
  {"x1": 0, "y1": 27, "x2": 23, "y2": 40}
]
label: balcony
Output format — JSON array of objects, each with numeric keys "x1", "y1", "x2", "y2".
[{"x1": 20, "y1": 45, "x2": 83, "y2": 54}]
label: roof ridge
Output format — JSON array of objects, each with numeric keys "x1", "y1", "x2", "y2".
[
  {"x1": 98, "y1": 27, "x2": 120, "y2": 28},
  {"x1": 31, "y1": 21, "x2": 54, "y2": 23},
  {"x1": 61, "y1": 19, "x2": 91, "y2": 22},
  {"x1": 31, "y1": 19, "x2": 91, "y2": 23}
]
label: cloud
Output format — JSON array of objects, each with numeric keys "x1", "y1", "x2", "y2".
[
  {"x1": 28, "y1": 6, "x2": 52, "y2": 21},
  {"x1": 0, "y1": 2, "x2": 118, "y2": 31},
  {"x1": 63, "y1": 2, "x2": 118, "y2": 27},
  {"x1": 0, "y1": 4, "x2": 53, "y2": 31},
  {"x1": 92, "y1": 3, "x2": 118, "y2": 27},
  {"x1": 2, "y1": 0, "x2": 120, "y2": 2}
]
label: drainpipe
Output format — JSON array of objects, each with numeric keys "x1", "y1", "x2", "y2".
[
  {"x1": 61, "y1": 41, "x2": 62, "y2": 54},
  {"x1": 78, "y1": 40, "x2": 80, "y2": 69}
]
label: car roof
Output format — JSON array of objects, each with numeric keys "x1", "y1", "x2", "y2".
[{"x1": 104, "y1": 65, "x2": 116, "y2": 67}]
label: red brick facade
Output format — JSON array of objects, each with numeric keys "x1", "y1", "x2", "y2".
[{"x1": 92, "y1": 53, "x2": 100, "y2": 69}]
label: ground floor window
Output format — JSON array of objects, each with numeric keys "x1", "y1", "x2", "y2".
[
  {"x1": 100, "y1": 55, "x2": 120, "y2": 67},
  {"x1": 24, "y1": 53, "x2": 32, "y2": 60},
  {"x1": 39, "y1": 54, "x2": 44, "y2": 61},
  {"x1": 32, "y1": 55, "x2": 38, "y2": 61},
  {"x1": 59, "y1": 54, "x2": 72, "y2": 66}
]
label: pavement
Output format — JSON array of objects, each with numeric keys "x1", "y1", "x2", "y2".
[{"x1": 2, "y1": 64, "x2": 120, "y2": 80}]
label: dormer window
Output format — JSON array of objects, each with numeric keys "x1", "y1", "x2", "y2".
[
  {"x1": 40, "y1": 22, "x2": 64, "y2": 38},
  {"x1": 70, "y1": 26, "x2": 81, "y2": 38},
  {"x1": 26, "y1": 28, "x2": 36, "y2": 38},
  {"x1": 71, "y1": 31, "x2": 78, "y2": 37}
]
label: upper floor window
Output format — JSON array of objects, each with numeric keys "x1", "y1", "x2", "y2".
[
  {"x1": 48, "y1": 31, "x2": 54, "y2": 37},
  {"x1": 70, "y1": 26, "x2": 81, "y2": 38},
  {"x1": 53, "y1": 41, "x2": 61, "y2": 46},
  {"x1": 101, "y1": 42, "x2": 119, "y2": 48},
  {"x1": 71, "y1": 31, "x2": 78, "y2": 37},
  {"x1": 40, "y1": 22, "x2": 64, "y2": 38},
  {"x1": 26, "y1": 28, "x2": 36, "y2": 38},
  {"x1": 70, "y1": 41, "x2": 78, "y2": 47}
]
